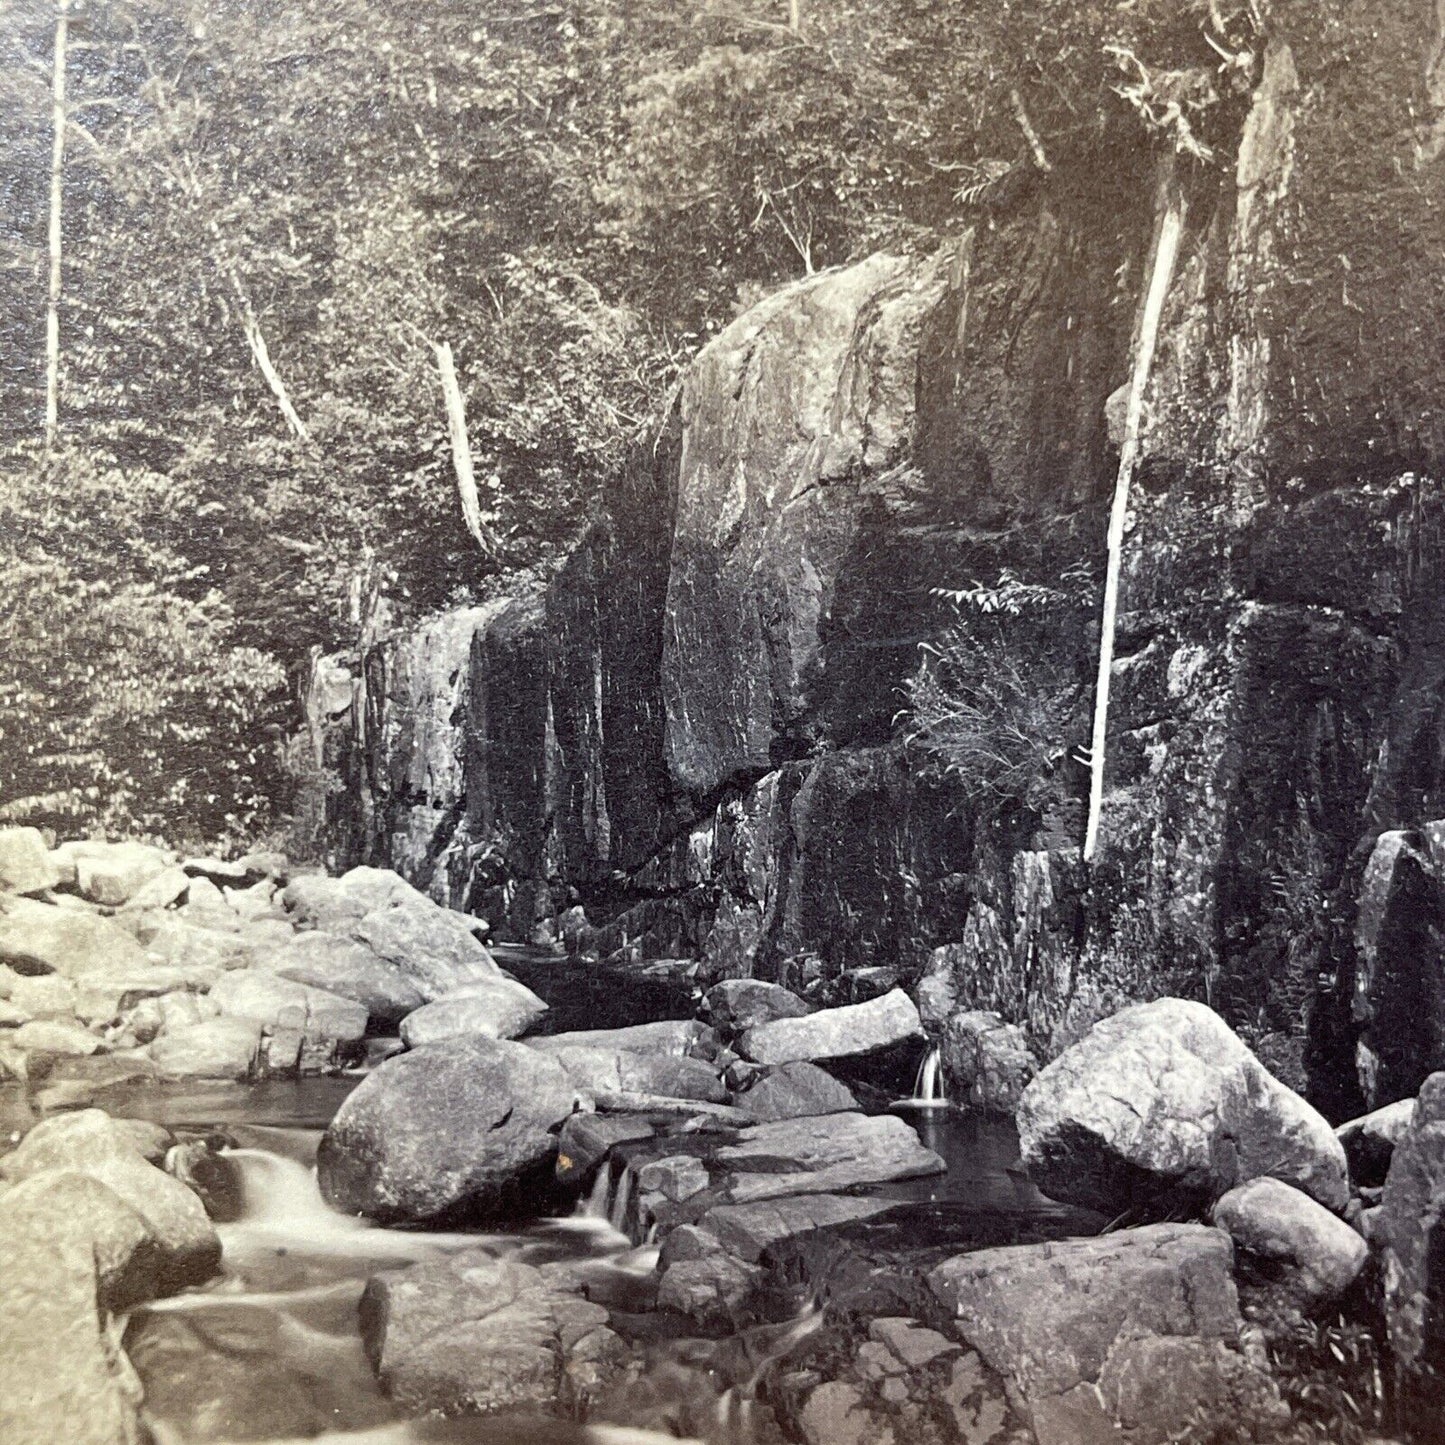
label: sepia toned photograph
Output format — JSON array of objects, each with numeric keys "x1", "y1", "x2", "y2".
[{"x1": 1, "y1": 1, "x2": 1442, "y2": 1442}]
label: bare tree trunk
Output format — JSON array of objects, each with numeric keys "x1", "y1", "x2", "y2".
[
  {"x1": 788, "y1": 0, "x2": 801, "y2": 33},
  {"x1": 433, "y1": 340, "x2": 496, "y2": 556},
  {"x1": 1083, "y1": 165, "x2": 1185, "y2": 863},
  {"x1": 239, "y1": 303, "x2": 311, "y2": 444},
  {"x1": 44, "y1": 0, "x2": 68, "y2": 451}
]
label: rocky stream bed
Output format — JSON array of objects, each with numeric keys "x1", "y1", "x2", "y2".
[{"x1": 1, "y1": 832, "x2": 1443, "y2": 1445}]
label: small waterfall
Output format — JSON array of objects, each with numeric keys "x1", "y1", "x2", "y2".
[
  {"x1": 607, "y1": 1166, "x2": 636, "y2": 1237},
  {"x1": 896, "y1": 1044, "x2": 948, "y2": 1109},
  {"x1": 714, "y1": 1303, "x2": 822, "y2": 1438}
]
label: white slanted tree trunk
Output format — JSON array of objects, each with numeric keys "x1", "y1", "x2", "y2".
[
  {"x1": 433, "y1": 339, "x2": 497, "y2": 557},
  {"x1": 1083, "y1": 164, "x2": 1186, "y2": 862}
]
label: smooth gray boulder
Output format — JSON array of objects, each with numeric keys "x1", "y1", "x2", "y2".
[
  {"x1": 929, "y1": 1224, "x2": 1285, "y2": 1445},
  {"x1": 399, "y1": 976, "x2": 548, "y2": 1046},
  {"x1": 0, "y1": 896, "x2": 150, "y2": 978},
  {"x1": 118, "y1": 865, "x2": 190, "y2": 913},
  {"x1": 1017, "y1": 999, "x2": 1349, "y2": 1214},
  {"x1": 0, "y1": 828, "x2": 61, "y2": 896},
  {"x1": 265, "y1": 931, "x2": 424, "y2": 1028},
  {"x1": 733, "y1": 1060, "x2": 858, "y2": 1122},
  {"x1": 1211, "y1": 1176, "x2": 1367, "y2": 1320},
  {"x1": 940, "y1": 1009, "x2": 1037, "y2": 1114},
  {"x1": 360, "y1": 1251, "x2": 624, "y2": 1416},
  {"x1": 1, "y1": 1109, "x2": 219, "y2": 1293},
  {"x1": 10, "y1": 1018, "x2": 99, "y2": 1055},
  {"x1": 318, "y1": 1036, "x2": 582, "y2": 1223},
  {"x1": 737, "y1": 987, "x2": 922, "y2": 1065},
  {"x1": 704, "y1": 978, "x2": 811, "y2": 1034}
]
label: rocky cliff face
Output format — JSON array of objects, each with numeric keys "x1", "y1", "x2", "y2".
[{"x1": 310, "y1": 1, "x2": 1445, "y2": 1113}]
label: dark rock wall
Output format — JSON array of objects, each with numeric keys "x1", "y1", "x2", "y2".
[{"x1": 305, "y1": 3, "x2": 1445, "y2": 1106}]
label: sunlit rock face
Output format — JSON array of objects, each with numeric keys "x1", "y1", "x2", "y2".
[{"x1": 314, "y1": 1, "x2": 1445, "y2": 1096}]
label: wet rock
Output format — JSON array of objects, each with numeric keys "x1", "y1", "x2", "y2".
[
  {"x1": 654, "y1": 1237, "x2": 761, "y2": 1329},
  {"x1": 31, "y1": 1054, "x2": 161, "y2": 1114},
  {"x1": 0, "y1": 828, "x2": 61, "y2": 896},
  {"x1": 704, "y1": 979, "x2": 811, "y2": 1035},
  {"x1": 733, "y1": 1060, "x2": 858, "y2": 1122},
  {"x1": 208, "y1": 970, "x2": 368, "y2": 1066},
  {"x1": 148, "y1": 1017, "x2": 262, "y2": 1080},
  {"x1": 62, "y1": 840, "x2": 171, "y2": 907},
  {"x1": 10, "y1": 1017, "x2": 100, "y2": 1055},
  {"x1": 318, "y1": 1035, "x2": 582, "y2": 1223},
  {"x1": 360, "y1": 1250, "x2": 625, "y2": 1415},
  {"x1": 0, "y1": 896, "x2": 150, "y2": 978},
  {"x1": 939, "y1": 1010, "x2": 1037, "y2": 1114},
  {"x1": 929, "y1": 1224, "x2": 1285, "y2": 1445},
  {"x1": 349, "y1": 900, "x2": 501, "y2": 999},
  {"x1": 1, "y1": 1108, "x2": 219, "y2": 1293},
  {"x1": 1017, "y1": 998, "x2": 1348, "y2": 1215},
  {"x1": 544, "y1": 1044, "x2": 728, "y2": 1105},
  {"x1": 264, "y1": 931, "x2": 424, "y2": 1028},
  {"x1": 398, "y1": 976, "x2": 548, "y2": 1046},
  {"x1": 1210, "y1": 1176, "x2": 1367, "y2": 1323},
  {"x1": 714, "y1": 1111, "x2": 943, "y2": 1204},
  {"x1": 1337, "y1": 1098, "x2": 1415, "y2": 1189},
  {"x1": 1376, "y1": 1071, "x2": 1445, "y2": 1413},
  {"x1": 738, "y1": 988, "x2": 923, "y2": 1066}
]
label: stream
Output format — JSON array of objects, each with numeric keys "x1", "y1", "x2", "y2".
[{"x1": 78, "y1": 954, "x2": 1078, "y2": 1443}]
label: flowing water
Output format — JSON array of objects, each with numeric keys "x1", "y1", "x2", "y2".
[{"x1": 102, "y1": 954, "x2": 1083, "y2": 1443}]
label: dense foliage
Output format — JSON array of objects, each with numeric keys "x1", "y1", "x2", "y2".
[{"x1": 0, "y1": 0, "x2": 1264, "y2": 838}]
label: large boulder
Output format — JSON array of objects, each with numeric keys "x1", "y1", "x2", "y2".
[
  {"x1": 360, "y1": 1251, "x2": 625, "y2": 1416},
  {"x1": 940, "y1": 1009, "x2": 1038, "y2": 1114},
  {"x1": 317, "y1": 1036, "x2": 583, "y2": 1223},
  {"x1": 62, "y1": 840, "x2": 171, "y2": 907},
  {"x1": 208, "y1": 971, "x2": 368, "y2": 1069},
  {"x1": 349, "y1": 901, "x2": 501, "y2": 999},
  {"x1": 0, "y1": 896, "x2": 150, "y2": 978},
  {"x1": 1017, "y1": 999, "x2": 1349, "y2": 1215},
  {"x1": 0, "y1": 828, "x2": 61, "y2": 896},
  {"x1": 732, "y1": 1060, "x2": 858, "y2": 1122},
  {"x1": 1376, "y1": 1071, "x2": 1445, "y2": 1413},
  {"x1": 737, "y1": 988, "x2": 924, "y2": 1065},
  {"x1": 1210, "y1": 1176, "x2": 1367, "y2": 1322},
  {"x1": 542, "y1": 1044, "x2": 728, "y2": 1105},
  {"x1": 264, "y1": 931, "x2": 424, "y2": 1028},
  {"x1": 10, "y1": 1018, "x2": 100, "y2": 1056},
  {"x1": 526, "y1": 1018, "x2": 712, "y2": 1058},
  {"x1": 713, "y1": 1111, "x2": 944, "y2": 1204},
  {"x1": 0, "y1": 1109, "x2": 219, "y2": 1293},
  {"x1": 147, "y1": 1017, "x2": 262, "y2": 1080},
  {"x1": 704, "y1": 978, "x2": 811, "y2": 1035},
  {"x1": 398, "y1": 976, "x2": 548, "y2": 1046},
  {"x1": 1337, "y1": 1098, "x2": 1416, "y2": 1189},
  {"x1": 281, "y1": 865, "x2": 427, "y2": 928},
  {"x1": 0, "y1": 1199, "x2": 144, "y2": 1445},
  {"x1": 929, "y1": 1224, "x2": 1285, "y2": 1445}
]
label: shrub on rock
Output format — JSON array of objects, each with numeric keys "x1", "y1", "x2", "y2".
[
  {"x1": 1017, "y1": 998, "x2": 1349, "y2": 1216},
  {"x1": 317, "y1": 1036, "x2": 582, "y2": 1223}
]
